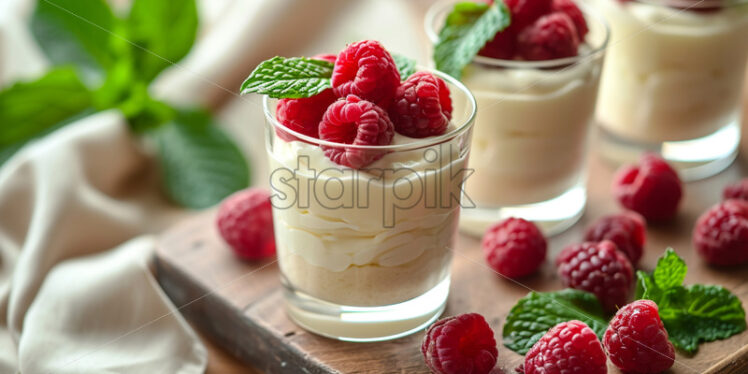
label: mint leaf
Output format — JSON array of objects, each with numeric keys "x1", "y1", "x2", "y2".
[
  {"x1": 662, "y1": 285, "x2": 746, "y2": 353},
  {"x1": 653, "y1": 248, "x2": 687, "y2": 290},
  {"x1": 638, "y1": 249, "x2": 747, "y2": 354},
  {"x1": 434, "y1": 1, "x2": 510, "y2": 79},
  {"x1": 240, "y1": 57, "x2": 334, "y2": 98},
  {"x1": 31, "y1": 0, "x2": 116, "y2": 82},
  {"x1": 503, "y1": 289, "x2": 608, "y2": 354},
  {"x1": 392, "y1": 54, "x2": 416, "y2": 79},
  {"x1": 0, "y1": 68, "x2": 92, "y2": 146},
  {"x1": 127, "y1": 0, "x2": 198, "y2": 81},
  {"x1": 152, "y1": 110, "x2": 250, "y2": 209}
]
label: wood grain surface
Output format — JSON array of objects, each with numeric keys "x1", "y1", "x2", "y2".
[{"x1": 156, "y1": 142, "x2": 748, "y2": 373}]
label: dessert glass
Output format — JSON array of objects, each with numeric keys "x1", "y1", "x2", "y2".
[
  {"x1": 595, "y1": 0, "x2": 748, "y2": 180},
  {"x1": 426, "y1": 1, "x2": 610, "y2": 236},
  {"x1": 264, "y1": 69, "x2": 476, "y2": 342}
]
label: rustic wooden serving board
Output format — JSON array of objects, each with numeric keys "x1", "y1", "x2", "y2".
[{"x1": 155, "y1": 150, "x2": 748, "y2": 374}]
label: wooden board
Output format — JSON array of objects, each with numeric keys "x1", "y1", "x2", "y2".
[{"x1": 155, "y1": 150, "x2": 748, "y2": 374}]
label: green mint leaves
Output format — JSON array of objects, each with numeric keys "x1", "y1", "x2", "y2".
[
  {"x1": 392, "y1": 54, "x2": 417, "y2": 79},
  {"x1": 240, "y1": 57, "x2": 334, "y2": 99},
  {"x1": 434, "y1": 1, "x2": 511, "y2": 79},
  {"x1": 503, "y1": 289, "x2": 608, "y2": 354},
  {"x1": 3, "y1": 0, "x2": 250, "y2": 208},
  {"x1": 637, "y1": 249, "x2": 746, "y2": 354},
  {"x1": 503, "y1": 249, "x2": 746, "y2": 357},
  {"x1": 0, "y1": 68, "x2": 92, "y2": 147},
  {"x1": 153, "y1": 111, "x2": 250, "y2": 209}
]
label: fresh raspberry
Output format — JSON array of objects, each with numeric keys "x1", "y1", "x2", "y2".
[
  {"x1": 556, "y1": 241, "x2": 634, "y2": 312},
  {"x1": 585, "y1": 212, "x2": 646, "y2": 266},
  {"x1": 318, "y1": 95, "x2": 394, "y2": 169},
  {"x1": 421, "y1": 313, "x2": 498, "y2": 374},
  {"x1": 723, "y1": 178, "x2": 748, "y2": 201},
  {"x1": 275, "y1": 89, "x2": 337, "y2": 141},
  {"x1": 482, "y1": 218, "x2": 547, "y2": 279},
  {"x1": 216, "y1": 188, "x2": 276, "y2": 260},
  {"x1": 478, "y1": 29, "x2": 517, "y2": 59},
  {"x1": 613, "y1": 153, "x2": 683, "y2": 222},
  {"x1": 693, "y1": 199, "x2": 748, "y2": 266},
  {"x1": 604, "y1": 300, "x2": 675, "y2": 374},
  {"x1": 524, "y1": 320, "x2": 607, "y2": 374},
  {"x1": 389, "y1": 72, "x2": 452, "y2": 138},
  {"x1": 332, "y1": 40, "x2": 400, "y2": 108},
  {"x1": 552, "y1": 0, "x2": 588, "y2": 40},
  {"x1": 505, "y1": 0, "x2": 553, "y2": 30},
  {"x1": 517, "y1": 13, "x2": 580, "y2": 61}
]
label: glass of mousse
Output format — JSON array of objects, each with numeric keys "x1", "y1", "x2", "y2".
[
  {"x1": 595, "y1": 0, "x2": 748, "y2": 180},
  {"x1": 426, "y1": 0, "x2": 610, "y2": 236},
  {"x1": 262, "y1": 46, "x2": 476, "y2": 341}
]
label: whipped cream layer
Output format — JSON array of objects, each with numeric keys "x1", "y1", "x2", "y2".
[
  {"x1": 596, "y1": 0, "x2": 748, "y2": 142},
  {"x1": 269, "y1": 133, "x2": 467, "y2": 273},
  {"x1": 460, "y1": 57, "x2": 602, "y2": 206}
]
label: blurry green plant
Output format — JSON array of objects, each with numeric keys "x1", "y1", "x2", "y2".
[{"x1": 0, "y1": 0, "x2": 250, "y2": 209}]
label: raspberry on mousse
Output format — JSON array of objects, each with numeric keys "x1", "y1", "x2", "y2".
[
  {"x1": 389, "y1": 72, "x2": 453, "y2": 138},
  {"x1": 331, "y1": 40, "x2": 401, "y2": 108},
  {"x1": 517, "y1": 12, "x2": 580, "y2": 61},
  {"x1": 421, "y1": 313, "x2": 498, "y2": 374},
  {"x1": 318, "y1": 95, "x2": 395, "y2": 169}
]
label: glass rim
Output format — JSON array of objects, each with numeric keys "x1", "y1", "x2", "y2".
[
  {"x1": 424, "y1": 0, "x2": 611, "y2": 69},
  {"x1": 263, "y1": 67, "x2": 477, "y2": 151}
]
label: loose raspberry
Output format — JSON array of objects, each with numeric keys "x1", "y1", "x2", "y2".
[
  {"x1": 524, "y1": 320, "x2": 607, "y2": 374},
  {"x1": 556, "y1": 241, "x2": 634, "y2": 312},
  {"x1": 478, "y1": 29, "x2": 517, "y2": 59},
  {"x1": 723, "y1": 178, "x2": 748, "y2": 201},
  {"x1": 318, "y1": 95, "x2": 394, "y2": 169},
  {"x1": 332, "y1": 40, "x2": 400, "y2": 108},
  {"x1": 604, "y1": 300, "x2": 675, "y2": 374},
  {"x1": 216, "y1": 188, "x2": 276, "y2": 260},
  {"x1": 421, "y1": 313, "x2": 498, "y2": 374},
  {"x1": 275, "y1": 89, "x2": 337, "y2": 141},
  {"x1": 552, "y1": 0, "x2": 588, "y2": 40},
  {"x1": 613, "y1": 153, "x2": 683, "y2": 222},
  {"x1": 389, "y1": 72, "x2": 452, "y2": 138},
  {"x1": 585, "y1": 212, "x2": 646, "y2": 266},
  {"x1": 482, "y1": 218, "x2": 547, "y2": 279},
  {"x1": 693, "y1": 199, "x2": 748, "y2": 266},
  {"x1": 517, "y1": 13, "x2": 580, "y2": 61},
  {"x1": 505, "y1": 0, "x2": 553, "y2": 30}
]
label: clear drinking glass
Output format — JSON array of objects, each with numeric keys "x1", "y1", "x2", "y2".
[
  {"x1": 426, "y1": 1, "x2": 610, "y2": 236},
  {"x1": 595, "y1": 0, "x2": 748, "y2": 180},
  {"x1": 264, "y1": 69, "x2": 476, "y2": 342}
]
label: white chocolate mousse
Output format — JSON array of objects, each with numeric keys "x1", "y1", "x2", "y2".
[
  {"x1": 461, "y1": 58, "x2": 603, "y2": 206},
  {"x1": 596, "y1": 0, "x2": 748, "y2": 143},
  {"x1": 268, "y1": 132, "x2": 467, "y2": 306}
]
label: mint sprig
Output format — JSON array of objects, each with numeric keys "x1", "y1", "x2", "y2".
[
  {"x1": 3, "y1": 0, "x2": 252, "y2": 209},
  {"x1": 392, "y1": 54, "x2": 416, "y2": 79},
  {"x1": 433, "y1": 1, "x2": 511, "y2": 79},
  {"x1": 503, "y1": 289, "x2": 608, "y2": 355},
  {"x1": 636, "y1": 249, "x2": 746, "y2": 354},
  {"x1": 240, "y1": 57, "x2": 334, "y2": 99}
]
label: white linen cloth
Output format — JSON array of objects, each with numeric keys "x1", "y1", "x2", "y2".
[{"x1": 0, "y1": 0, "x2": 431, "y2": 372}]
